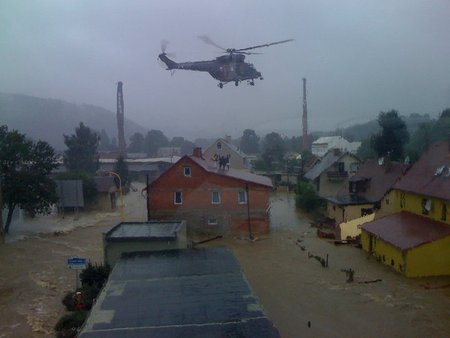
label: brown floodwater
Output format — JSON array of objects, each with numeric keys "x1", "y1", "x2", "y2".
[{"x1": 0, "y1": 191, "x2": 449, "y2": 337}]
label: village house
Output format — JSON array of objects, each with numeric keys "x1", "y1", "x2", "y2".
[
  {"x1": 311, "y1": 136, "x2": 361, "y2": 157},
  {"x1": 147, "y1": 148, "x2": 273, "y2": 238},
  {"x1": 98, "y1": 156, "x2": 180, "y2": 182},
  {"x1": 203, "y1": 136, "x2": 253, "y2": 171},
  {"x1": 361, "y1": 141, "x2": 450, "y2": 277},
  {"x1": 94, "y1": 176, "x2": 118, "y2": 211},
  {"x1": 326, "y1": 159, "x2": 409, "y2": 239},
  {"x1": 304, "y1": 149, "x2": 361, "y2": 198}
]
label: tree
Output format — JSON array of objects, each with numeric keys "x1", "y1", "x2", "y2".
[
  {"x1": 371, "y1": 110, "x2": 409, "y2": 161},
  {"x1": 357, "y1": 137, "x2": 377, "y2": 160},
  {"x1": 261, "y1": 132, "x2": 285, "y2": 169},
  {"x1": 98, "y1": 129, "x2": 113, "y2": 152},
  {"x1": 405, "y1": 108, "x2": 450, "y2": 161},
  {"x1": 144, "y1": 129, "x2": 169, "y2": 157},
  {"x1": 170, "y1": 136, "x2": 196, "y2": 156},
  {"x1": 113, "y1": 156, "x2": 129, "y2": 186},
  {"x1": 128, "y1": 132, "x2": 145, "y2": 153},
  {"x1": 295, "y1": 181, "x2": 325, "y2": 213},
  {"x1": 64, "y1": 122, "x2": 99, "y2": 174},
  {"x1": 239, "y1": 129, "x2": 260, "y2": 154},
  {"x1": 0, "y1": 125, "x2": 58, "y2": 233}
]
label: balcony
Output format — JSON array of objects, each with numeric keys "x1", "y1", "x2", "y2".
[{"x1": 327, "y1": 170, "x2": 348, "y2": 181}]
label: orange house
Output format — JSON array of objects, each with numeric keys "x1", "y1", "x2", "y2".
[{"x1": 147, "y1": 148, "x2": 273, "y2": 238}]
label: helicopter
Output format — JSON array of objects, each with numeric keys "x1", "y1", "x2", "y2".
[{"x1": 158, "y1": 36, "x2": 293, "y2": 88}]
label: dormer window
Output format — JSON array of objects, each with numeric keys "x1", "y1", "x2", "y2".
[
  {"x1": 183, "y1": 166, "x2": 192, "y2": 177},
  {"x1": 217, "y1": 142, "x2": 222, "y2": 150}
]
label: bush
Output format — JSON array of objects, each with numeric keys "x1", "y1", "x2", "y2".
[
  {"x1": 295, "y1": 181, "x2": 325, "y2": 213},
  {"x1": 80, "y1": 262, "x2": 111, "y2": 290},
  {"x1": 54, "y1": 311, "x2": 87, "y2": 338}
]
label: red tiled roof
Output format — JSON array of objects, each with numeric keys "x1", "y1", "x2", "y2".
[
  {"x1": 362, "y1": 211, "x2": 450, "y2": 251},
  {"x1": 189, "y1": 155, "x2": 273, "y2": 188},
  {"x1": 394, "y1": 141, "x2": 450, "y2": 200}
]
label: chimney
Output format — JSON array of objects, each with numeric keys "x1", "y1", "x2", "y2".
[
  {"x1": 385, "y1": 152, "x2": 392, "y2": 172},
  {"x1": 193, "y1": 147, "x2": 203, "y2": 158}
]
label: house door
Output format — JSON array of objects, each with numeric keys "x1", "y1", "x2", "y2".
[{"x1": 110, "y1": 193, "x2": 117, "y2": 210}]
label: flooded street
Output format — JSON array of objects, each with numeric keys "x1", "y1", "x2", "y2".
[
  {"x1": 224, "y1": 193, "x2": 450, "y2": 338},
  {"x1": 0, "y1": 191, "x2": 449, "y2": 337}
]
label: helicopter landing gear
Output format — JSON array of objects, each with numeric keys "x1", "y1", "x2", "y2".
[
  {"x1": 235, "y1": 81, "x2": 239, "y2": 86},
  {"x1": 218, "y1": 83, "x2": 223, "y2": 88}
]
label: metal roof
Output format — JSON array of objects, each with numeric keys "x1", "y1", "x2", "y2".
[
  {"x1": 79, "y1": 248, "x2": 280, "y2": 338},
  {"x1": 394, "y1": 141, "x2": 450, "y2": 200},
  {"x1": 189, "y1": 156, "x2": 273, "y2": 188},
  {"x1": 105, "y1": 221, "x2": 183, "y2": 241},
  {"x1": 362, "y1": 211, "x2": 450, "y2": 251}
]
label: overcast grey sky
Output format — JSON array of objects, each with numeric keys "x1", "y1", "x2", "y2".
[{"x1": 1, "y1": 0, "x2": 450, "y2": 139}]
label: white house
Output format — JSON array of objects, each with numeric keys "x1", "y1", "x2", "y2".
[{"x1": 312, "y1": 136, "x2": 361, "y2": 157}]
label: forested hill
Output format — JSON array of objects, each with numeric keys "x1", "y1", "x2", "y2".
[
  {"x1": 0, "y1": 93, "x2": 147, "y2": 151},
  {"x1": 340, "y1": 113, "x2": 433, "y2": 141}
]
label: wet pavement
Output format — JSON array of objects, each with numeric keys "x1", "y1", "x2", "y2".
[{"x1": 0, "y1": 190, "x2": 449, "y2": 337}]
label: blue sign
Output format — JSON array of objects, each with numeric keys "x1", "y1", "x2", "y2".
[{"x1": 67, "y1": 257, "x2": 87, "y2": 270}]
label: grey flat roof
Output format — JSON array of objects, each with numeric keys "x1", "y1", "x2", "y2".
[
  {"x1": 105, "y1": 221, "x2": 182, "y2": 241},
  {"x1": 79, "y1": 248, "x2": 280, "y2": 338}
]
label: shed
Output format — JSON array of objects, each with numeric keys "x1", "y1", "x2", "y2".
[
  {"x1": 103, "y1": 221, "x2": 188, "y2": 267},
  {"x1": 79, "y1": 248, "x2": 280, "y2": 337}
]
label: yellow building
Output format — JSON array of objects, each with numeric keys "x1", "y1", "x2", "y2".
[
  {"x1": 362, "y1": 142, "x2": 450, "y2": 277},
  {"x1": 361, "y1": 212, "x2": 450, "y2": 277}
]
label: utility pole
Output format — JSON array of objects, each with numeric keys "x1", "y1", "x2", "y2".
[
  {"x1": 117, "y1": 81, "x2": 126, "y2": 157},
  {"x1": 245, "y1": 183, "x2": 253, "y2": 240},
  {"x1": 302, "y1": 78, "x2": 309, "y2": 151}
]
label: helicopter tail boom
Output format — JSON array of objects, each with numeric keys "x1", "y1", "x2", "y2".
[{"x1": 158, "y1": 53, "x2": 178, "y2": 70}]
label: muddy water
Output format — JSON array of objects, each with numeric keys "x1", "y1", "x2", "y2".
[
  {"x1": 220, "y1": 193, "x2": 450, "y2": 338},
  {"x1": 0, "y1": 191, "x2": 449, "y2": 337}
]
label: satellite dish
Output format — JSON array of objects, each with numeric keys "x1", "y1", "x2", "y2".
[{"x1": 435, "y1": 165, "x2": 446, "y2": 176}]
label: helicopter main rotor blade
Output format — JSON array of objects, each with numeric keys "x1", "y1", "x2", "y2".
[
  {"x1": 198, "y1": 35, "x2": 226, "y2": 51},
  {"x1": 236, "y1": 38, "x2": 294, "y2": 52},
  {"x1": 235, "y1": 51, "x2": 262, "y2": 55}
]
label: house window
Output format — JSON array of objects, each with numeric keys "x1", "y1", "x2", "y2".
[
  {"x1": 216, "y1": 142, "x2": 222, "y2": 150},
  {"x1": 208, "y1": 218, "x2": 218, "y2": 225},
  {"x1": 422, "y1": 198, "x2": 431, "y2": 215},
  {"x1": 337, "y1": 162, "x2": 345, "y2": 172},
  {"x1": 183, "y1": 166, "x2": 192, "y2": 177},
  {"x1": 349, "y1": 182, "x2": 356, "y2": 193},
  {"x1": 400, "y1": 193, "x2": 405, "y2": 209},
  {"x1": 238, "y1": 190, "x2": 248, "y2": 204},
  {"x1": 211, "y1": 191, "x2": 221, "y2": 204},
  {"x1": 350, "y1": 162, "x2": 360, "y2": 172},
  {"x1": 442, "y1": 203, "x2": 447, "y2": 221},
  {"x1": 174, "y1": 191, "x2": 183, "y2": 205}
]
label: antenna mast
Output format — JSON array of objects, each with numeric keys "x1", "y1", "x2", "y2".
[
  {"x1": 117, "y1": 81, "x2": 126, "y2": 157},
  {"x1": 302, "y1": 78, "x2": 309, "y2": 151}
]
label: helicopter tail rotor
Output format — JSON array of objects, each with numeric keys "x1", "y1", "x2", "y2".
[{"x1": 160, "y1": 40, "x2": 176, "y2": 58}]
